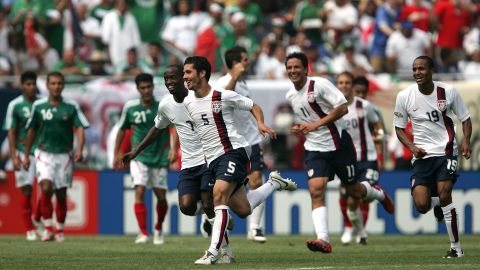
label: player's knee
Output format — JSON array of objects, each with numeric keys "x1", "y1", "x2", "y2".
[
  {"x1": 234, "y1": 207, "x2": 251, "y2": 219},
  {"x1": 179, "y1": 203, "x2": 196, "y2": 216},
  {"x1": 415, "y1": 203, "x2": 430, "y2": 214}
]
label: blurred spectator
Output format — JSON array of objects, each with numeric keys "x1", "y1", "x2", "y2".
[
  {"x1": 208, "y1": 2, "x2": 232, "y2": 72},
  {"x1": 272, "y1": 103, "x2": 297, "y2": 169},
  {"x1": 286, "y1": 31, "x2": 310, "y2": 55},
  {"x1": 303, "y1": 42, "x2": 332, "y2": 76},
  {"x1": 398, "y1": 0, "x2": 431, "y2": 32},
  {"x1": 225, "y1": 0, "x2": 264, "y2": 32},
  {"x1": 460, "y1": 15, "x2": 480, "y2": 79},
  {"x1": 256, "y1": 43, "x2": 287, "y2": 79},
  {"x1": 357, "y1": 0, "x2": 377, "y2": 54},
  {"x1": 114, "y1": 47, "x2": 149, "y2": 80},
  {"x1": 37, "y1": 0, "x2": 65, "y2": 56},
  {"x1": 0, "y1": 11, "x2": 8, "y2": 55},
  {"x1": 332, "y1": 41, "x2": 373, "y2": 76},
  {"x1": 386, "y1": 21, "x2": 431, "y2": 77},
  {"x1": 387, "y1": 120, "x2": 413, "y2": 170},
  {"x1": 261, "y1": 17, "x2": 290, "y2": 49},
  {"x1": 87, "y1": 50, "x2": 110, "y2": 76},
  {"x1": 8, "y1": 0, "x2": 41, "y2": 31},
  {"x1": 64, "y1": 3, "x2": 101, "y2": 59},
  {"x1": 0, "y1": 54, "x2": 12, "y2": 87},
  {"x1": 161, "y1": 0, "x2": 199, "y2": 60},
  {"x1": 129, "y1": 0, "x2": 164, "y2": 44},
  {"x1": 53, "y1": 48, "x2": 88, "y2": 81},
  {"x1": 101, "y1": 0, "x2": 141, "y2": 66},
  {"x1": 224, "y1": 12, "x2": 259, "y2": 60},
  {"x1": 432, "y1": 0, "x2": 471, "y2": 74},
  {"x1": 90, "y1": 0, "x2": 114, "y2": 23},
  {"x1": 370, "y1": 0, "x2": 401, "y2": 73},
  {"x1": 293, "y1": 0, "x2": 324, "y2": 44},
  {"x1": 322, "y1": 0, "x2": 359, "y2": 52},
  {"x1": 145, "y1": 42, "x2": 168, "y2": 76}
]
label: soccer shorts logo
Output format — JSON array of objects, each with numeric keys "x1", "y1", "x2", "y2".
[{"x1": 307, "y1": 169, "x2": 314, "y2": 177}]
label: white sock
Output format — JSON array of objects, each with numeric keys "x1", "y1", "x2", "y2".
[
  {"x1": 43, "y1": 218, "x2": 53, "y2": 227},
  {"x1": 312, "y1": 207, "x2": 329, "y2": 242},
  {"x1": 56, "y1": 223, "x2": 64, "y2": 231},
  {"x1": 247, "y1": 182, "x2": 275, "y2": 210},
  {"x1": 442, "y1": 203, "x2": 461, "y2": 250},
  {"x1": 194, "y1": 201, "x2": 203, "y2": 216},
  {"x1": 249, "y1": 203, "x2": 265, "y2": 230},
  {"x1": 208, "y1": 205, "x2": 229, "y2": 256},
  {"x1": 220, "y1": 231, "x2": 232, "y2": 256},
  {"x1": 361, "y1": 181, "x2": 384, "y2": 202},
  {"x1": 430, "y1": 197, "x2": 440, "y2": 209},
  {"x1": 347, "y1": 207, "x2": 363, "y2": 233}
]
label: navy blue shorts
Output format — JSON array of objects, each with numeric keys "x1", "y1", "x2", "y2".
[
  {"x1": 410, "y1": 156, "x2": 458, "y2": 192},
  {"x1": 209, "y1": 148, "x2": 250, "y2": 184},
  {"x1": 250, "y1": 143, "x2": 265, "y2": 172},
  {"x1": 305, "y1": 130, "x2": 357, "y2": 185},
  {"x1": 177, "y1": 164, "x2": 213, "y2": 196},
  {"x1": 357, "y1": 160, "x2": 379, "y2": 185}
]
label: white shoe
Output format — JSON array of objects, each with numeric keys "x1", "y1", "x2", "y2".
[
  {"x1": 153, "y1": 230, "x2": 164, "y2": 245},
  {"x1": 41, "y1": 230, "x2": 54, "y2": 242},
  {"x1": 32, "y1": 219, "x2": 44, "y2": 236},
  {"x1": 268, "y1": 171, "x2": 298, "y2": 191},
  {"x1": 55, "y1": 232, "x2": 65, "y2": 243},
  {"x1": 134, "y1": 234, "x2": 148, "y2": 244},
  {"x1": 217, "y1": 250, "x2": 235, "y2": 264},
  {"x1": 356, "y1": 229, "x2": 368, "y2": 245},
  {"x1": 26, "y1": 230, "x2": 37, "y2": 241},
  {"x1": 247, "y1": 228, "x2": 267, "y2": 243},
  {"x1": 194, "y1": 250, "x2": 218, "y2": 265},
  {"x1": 341, "y1": 227, "x2": 354, "y2": 245}
]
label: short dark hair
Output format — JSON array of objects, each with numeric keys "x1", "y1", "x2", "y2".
[
  {"x1": 135, "y1": 73, "x2": 153, "y2": 87},
  {"x1": 336, "y1": 71, "x2": 354, "y2": 82},
  {"x1": 165, "y1": 64, "x2": 183, "y2": 76},
  {"x1": 47, "y1": 71, "x2": 64, "y2": 83},
  {"x1": 224, "y1": 46, "x2": 247, "y2": 69},
  {"x1": 20, "y1": 71, "x2": 37, "y2": 84},
  {"x1": 184, "y1": 56, "x2": 211, "y2": 82},
  {"x1": 352, "y1": 76, "x2": 369, "y2": 88},
  {"x1": 285, "y1": 52, "x2": 308, "y2": 70},
  {"x1": 414, "y1": 55, "x2": 434, "y2": 69}
]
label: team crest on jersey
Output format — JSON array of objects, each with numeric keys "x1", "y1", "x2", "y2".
[
  {"x1": 212, "y1": 101, "x2": 222, "y2": 113},
  {"x1": 437, "y1": 99, "x2": 447, "y2": 112},
  {"x1": 62, "y1": 112, "x2": 68, "y2": 120},
  {"x1": 307, "y1": 91, "x2": 316, "y2": 103}
]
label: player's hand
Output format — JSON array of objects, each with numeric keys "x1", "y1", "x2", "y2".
[
  {"x1": 259, "y1": 123, "x2": 276, "y2": 139},
  {"x1": 291, "y1": 124, "x2": 303, "y2": 136},
  {"x1": 74, "y1": 149, "x2": 83, "y2": 162},
  {"x1": 410, "y1": 146, "x2": 427, "y2": 159},
  {"x1": 231, "y1": 62, "x2": 245, "y2": 80},
  {"x1": 461, "y1": 139, "x2": 471, "y2": 159},
  {"x1": 23, "y1": 156, "x2": 30, "y2": 170},
  {"x1": 168, "y1": 149, "x2": 177, "y2": 163},
  {"x1": 298, "y1": 123, "x2": 317, "y2": 134},
  {"x1": 120, "y1": 151, "x2": 136, "y2": 168},
  {"x1": 13, "y1": 156, "x2": 22, "y2": 171}
]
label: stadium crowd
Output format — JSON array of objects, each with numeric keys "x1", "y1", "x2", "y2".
[{"x1": 0, "y1": 0, "x2": 480, "y2": 85}]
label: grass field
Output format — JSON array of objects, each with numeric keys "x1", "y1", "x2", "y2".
[{"x1": 1, "y1": 235, "x2": 479, "y2": 269}]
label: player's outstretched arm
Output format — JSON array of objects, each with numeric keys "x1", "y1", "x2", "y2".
[
  {"x1": 461, "y1": 118, "x2": 472, "y2": 159},
  {"x1": 22, "y1": 129, "x2": 35, "y2": 170},
  {"x1": 251, "y1": 103, "x2": 276, "y2": 139},
  {"x1": 74, "y1": 127, "x2": 85, "y2": 162},
  {"x1": 395, "y1": 126, "x2": 426, "y2": 159},
  {"x1": 121, "y1": 127, "x2": 163, "y2": 166}
]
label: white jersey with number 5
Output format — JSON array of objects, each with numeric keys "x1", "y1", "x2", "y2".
[
  {"x1": 393, "y1": 81, "x2": 470, "y2": 160},
  {"x1": 286, "y1": 76, "x2": 347, "y2": 152},
  {"x1": 154, "y1": 91, "x2": 205, "y2": 170},
  {"x1": 184, "y1": 88, "x2": 251, "y2": 165}
]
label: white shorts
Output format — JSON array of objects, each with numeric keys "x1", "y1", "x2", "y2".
[
  {"x1": 34, "y1": 149, "x2": 73, "y2": 189},
  {"x1": 14, "y1": 151, "x2": 36, "y2": 188},
  {"x1": 130, "y1": 160, "x2": 168, "y2": 189}
]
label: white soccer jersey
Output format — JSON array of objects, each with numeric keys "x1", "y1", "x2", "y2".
[
  {"x1": 286, "y1": 76, "x2": 347, "y2": 152},
  {"x1": 393, "y1": 81, "x2": 470, "y2": 160},
  {"x1": 214, "y1": 74, "x2": 262, "y2": 146},
  {"x1": 343, "y1": 97, "x2": 379, "y2": 162},
  {"x1": 154, "y1": 92, "x2": 205, "y2": 169},
  {"x1": 184, "y1": 88, "x2": 251, "y2": 165}
]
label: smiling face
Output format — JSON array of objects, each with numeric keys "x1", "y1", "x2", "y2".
[
  {"x1": 412, "y1": 58, "x2": 433, "y2": 86},
  {"x1": 164, "y1": 67, "x2": 184, "y2": 95},
  {"x1": 183, "y1": 63, "x2": 203, "y2": 90},
  {"x1": 286, "y1": 57, "x2": 307, "y2": 88}
]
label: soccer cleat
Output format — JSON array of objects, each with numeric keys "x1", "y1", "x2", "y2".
[
  {"x1": 26, "y1": 230, "x2": 37, "y2": 241},
  {"x1": 269, "y1": 171, "x2": 298, "y2": 191},
  {"x1": 153, "y1": 230, "x2": 164, "y2": 245},
  {"x1": 134, "y1": 233, "x2": 149, "y2": 244},
  {"x1": 433, "y1": 205, "x2": 444, "y2": 222},
  {"x1": 227, "y1": 214, "x2": 234, "y2": 231},
  {"x1": 32, "y1": 219, "x2": 44, "y2": 237},
  {"x1": 194, "y1": 250, "x2": 218, "y2": 265},
  {"x1": 340, "y1": 227, "x2": 354, "y2": 245},
  {"x1": 444, "y1": 248, "x2": 464, "y2": 258},
  {"x1": 217, "y1": 252, "x2": 236, "y2": 264},
  {"x1": 357, "y1": 237, "x2": 367, "y2": 246},
  {"x1": 41, "y1": 230, "x2": 54, "y2": 242},
  {"x1": 247, "y1": 228, "x2": 267, "y2": 243},
  {"x1": 55, "y1": 232, "x2": 65, "y2": 243},
  {"x1": 373, "y1": 185, "x2": 395, "y2": 214},
  {"x1": 306, "y1": 239, "x2": 332, "y2": 253}
]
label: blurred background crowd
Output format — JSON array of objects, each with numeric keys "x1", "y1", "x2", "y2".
[{"x1": 1, "y1": 0, "x2": 479, "y2": 173}]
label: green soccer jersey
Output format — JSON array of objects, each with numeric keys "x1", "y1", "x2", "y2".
[
  {"x1": 2, "y1": 95, "x2": 37, "y2": 154},
  {"x1": 119, "y1": 99, "x2": 170, "y2": 168},
  {"x1": 26, "y1": 97, "x2": 89, "y2": 153}
]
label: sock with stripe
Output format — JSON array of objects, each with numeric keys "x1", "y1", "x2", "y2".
[
  {"x1": 360, "y1": 181, "x2": 384, "y2": 202},
  {"x1": 442, "y1": 203, "x2": 462, "y2": 250},
  {"x1": 208, "y1": 205, "x2": 229, "y2": 257}
]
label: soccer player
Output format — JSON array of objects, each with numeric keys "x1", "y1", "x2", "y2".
[
  {"x1": 284, "y1": 52, "x2": 394, "y2": 253},
  {"x1": 113, "y1": 73, "x2": 170, "y2": 245},
  {"x1": 336, "y1": 72, "x2": 385, "y2": 245},
  {"x1": 121, "y1": 65, "x2": 216, "y2": 231},
  {"x1": 394, "y1": 55, "x2": 472, "y2": 258},
  {"x1": 182, "y1": 56, "x2": 297, "y2": 265},
  {"x1": 3, "y1": 71, "x2": 41, "y2": 241},
  {"x1": 23, "y1": 71, "x2": 89, "y2": 242},
  {"x1": 213, "y1": 46, "x2": 267, "y2": 243}
]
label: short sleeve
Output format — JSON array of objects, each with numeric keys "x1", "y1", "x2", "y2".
[
  {"x1": 73, "y1": 103, "x2": 90, "y2": 128},
  {"x1": 154, "y1": 104, "x2": 171, "y2": 130},
  {"x1": 25, "y1": 104, "x2": 40, "y2": 130},
  {"x1": 365, "y1": 101, "x2": 379, "y2": 124},
  {"x1": 223, "y1": 90, "x2": 253, "y2": 111},
  {"x1": 316, "y1": 79, "x2": 347, "y2": 107},
  {"x1": 451, "y1": 88, "x2": 470, "y2": 122},
  {"x1": 3, "y1": 101, "x2": 17, "y2": 130},
  {"x1": 393, "y1": 92, "x2": 408, "y2": 128},
  {"x1": 118, "y1": 105, "x2": 131, "y2": 130}
]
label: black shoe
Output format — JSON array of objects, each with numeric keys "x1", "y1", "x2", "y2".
[
  {"x1": 202, "y1": 219, "x2": 212, "y2": 237},
  {"x1": 444, "y1": 248, "x2": 464, "y2": 258},
  {"x1": 358, "y1": 237, "x2": 367, "y2": 246},
  {"x1": 434, "y1": 205, "x2": 444, "y2": 222}
]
